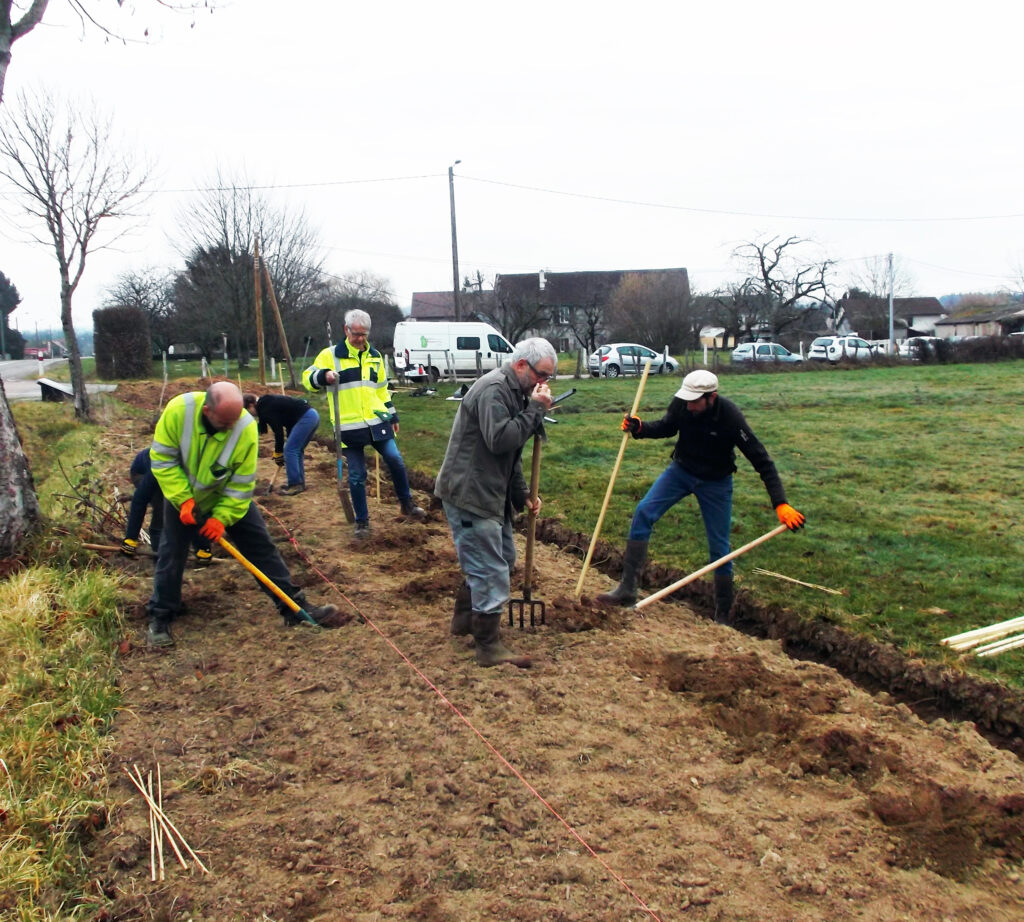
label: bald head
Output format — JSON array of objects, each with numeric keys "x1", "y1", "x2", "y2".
[{"x1": 203, "y1": 381, "x2": 244, "y2": 430}]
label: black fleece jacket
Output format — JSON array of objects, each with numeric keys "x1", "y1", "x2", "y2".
[{"x1": 635, "y1": 395, "x2": 787, "y2": 508}]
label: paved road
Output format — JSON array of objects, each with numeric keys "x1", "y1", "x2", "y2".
[{"x1": 0, "y1": 359, "x2": 117, "y2": 402}]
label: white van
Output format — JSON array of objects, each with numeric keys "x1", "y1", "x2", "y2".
[{"x1": 393, "y1": 320, "x2": 514, "y2": 381}]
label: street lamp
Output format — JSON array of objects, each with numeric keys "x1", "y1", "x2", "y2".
[{"x1": 448, "y1": 160, "x2": 461, "y2": 322}]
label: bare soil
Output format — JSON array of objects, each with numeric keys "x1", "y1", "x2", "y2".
[{"x1": 85, "y1": 382, "x2": 1024, "y2": 921}]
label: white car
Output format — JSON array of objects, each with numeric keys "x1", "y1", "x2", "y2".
[
  {"x1": 807, "y1": 335, "x2": 876, "y2": 363},
  {"x1": 588, "y1": 343, "x2": 679, "y2": 377},
  {"x1": 898, "y1": 336, "x2": 943, "y2": 360},
  {"x1": 730, "y1": 342, "x2": 803, "y2": 364}
]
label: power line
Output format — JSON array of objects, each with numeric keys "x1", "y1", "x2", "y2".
[{"x1": 459, "y1": 175, "x2": 1024, "y2": 225}]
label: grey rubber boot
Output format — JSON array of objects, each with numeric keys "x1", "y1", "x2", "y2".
[
  {"x1": 146, "y1": 617, "x2": 174, "y2": 648},
  {"x1": 283, "y1": 592, "x2": 341, "y2": 628},
  {"x1": 713, "y1": 570, "x2": 735, "y2": 625},
  {"x1": 401, "y1": 499, "x2": 427, "y2": 521},
  {"x1": 471, "y1": 611, "x2": 532, "y2": 668},
  {"x1": 450, "y1": 581, "x2": 473, "y2": 636},
  {"x1": 596, "y1": 540, "x2": 648, "y2": 606}
]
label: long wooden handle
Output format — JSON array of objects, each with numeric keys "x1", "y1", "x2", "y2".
[
  {"x1": 574, "y1": 360, "x2": 652, "y2": 597},
  {"x1": 634, "y1": 524, "x2": 789, "y2": 611},
  {"x1": 217, "y1": 536, "x2": 316, "y2": 623},
  {"x1": 523, "y1": 436, "x2": 542, "y2": 596}
]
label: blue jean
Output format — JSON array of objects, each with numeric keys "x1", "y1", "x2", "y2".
[
  {"x1": 442, "y1": 501, "x2": 517, "y2": 616},
  {"x1": 343, "y1": 437, "x2": 412, "y2": 524},
  {"x1": 628, "y1": 462, "x2": 735, "y2": 576},
  {"x1": 285, "y1": 407, "x2": 319, "y2": 487}
]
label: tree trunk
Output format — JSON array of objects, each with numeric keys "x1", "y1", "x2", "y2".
[
  {"x1": 0, "y1": 378, "x2": 42, "y2": 558},
  {"x1": 60, "y1": 285, "x2": 89, "y2": 420}
]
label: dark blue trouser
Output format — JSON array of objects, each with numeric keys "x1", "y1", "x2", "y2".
[
  {"x1": 343, "y1": 437, "x2": 412, "y2": 524},
  {"x1": 628, "y1": 463, "x2": 735, "y2": 576},
  {"x1": 284, "y1": 408, "x2": 319, "y2": 487},
  {"x1": 147, "y1": 501, "x2": 299, "y2": 619},
  {"x1": 126, "y1": 472, "x2": 210, "y2": 557}
]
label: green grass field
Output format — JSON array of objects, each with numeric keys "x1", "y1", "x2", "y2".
[{"x1": 388, "y1": 359, "x2": 1024, "y2": 689}]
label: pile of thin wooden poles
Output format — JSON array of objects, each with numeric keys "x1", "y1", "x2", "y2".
[
  {"x1": 941, "y1": 615, "x2": 1024, "y2": 658},
  {"x1": 124, "y1": 765, "x2": 210, "y2": 879}
]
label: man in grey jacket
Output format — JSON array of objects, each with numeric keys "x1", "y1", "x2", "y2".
[{"x1": 435, "y1": 338, "x2": 555, "y2": 667}]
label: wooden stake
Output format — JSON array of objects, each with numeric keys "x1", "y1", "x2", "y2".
[
  {"x1": 126, "y1": 767, "x2": 209, "y2": 874},
  {"x1": 574, "y1": 360, "x2": 652, "y2": 598},
  {"x1": 751, "y1": 567, "x2": 843, "y2": 595},
  {"x1": 253, "y1": 236, "x2": 266, "y2": 385},
  {"x1": 942, "y1": 615, "x2": 1024, "y2": 649},
  {"x1": 974, "y1": 632, "x2": 1024, "y2": 657}
]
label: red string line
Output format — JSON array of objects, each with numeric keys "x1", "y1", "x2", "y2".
[{"x1": 257, "y1": 501, "x2": 664, "y2": 922}]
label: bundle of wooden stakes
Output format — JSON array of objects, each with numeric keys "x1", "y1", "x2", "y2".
[
  {"x1": 124, "y1": 764, "x2": 210, "y2": 879},
  {"x1": 941, "y1": 615, "x2": 1024, "y2": 658}
]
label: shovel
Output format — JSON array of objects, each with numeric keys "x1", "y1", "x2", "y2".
[
  {"x1": 325, "y1": 322, "x2": 356, "y2": 523},
  {"x1": 509, "y1": 434, "x2": 545, "y2": 629}
]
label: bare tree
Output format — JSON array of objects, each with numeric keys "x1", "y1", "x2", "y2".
[
  {"x1": 172, "y1": 168, "x2": 326, "y2": 366},
  {"x1": 722, "y1": 236, "x2": 835, "y2": 339},
  {"x1": 604, "y1": 271, "x2": 694, "y2": 350},
  {"x1": 848, "y1": 254, "x2": 915, "y2": 299},
  {"x1": 488, "y1": 276, "x2": 547, "y2": 344},
  {"x1": 0, "y1": 89, "x2": 151, "y2": 419},
  {"x1": 1, "y1": 2, "x2": 217, "y2": 106},
  {"x1": 0, "y1": 0, "x2": 211, "y2": 558},
  {"x1": 105, "y1": 266, "x2": 178, "y2": 354}
]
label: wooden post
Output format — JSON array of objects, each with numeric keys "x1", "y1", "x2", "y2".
[
  {"x1": 261, "y1": 259, "x2": 297, "y2": 388},
  {"x1": 253, "y1": 237, "x2": 266, "y2": 385},
  {"x1": 574, "y1": 360, "x2": 652, "y2": 597}
]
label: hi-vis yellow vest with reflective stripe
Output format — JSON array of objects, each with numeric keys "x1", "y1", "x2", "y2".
[{"x1": 149, "y1": 392, "x2": 258, "y2": 526}]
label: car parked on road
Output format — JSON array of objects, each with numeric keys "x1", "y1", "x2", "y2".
[
  {"x1": 898, "y1": 336, "x2": 943, "y2": 360},
  {"x1": 588, "y1": 343, "x2": 679, "y2": 377},
  {"x1": 807, "y1": 335, "x2": 875, "y2": 363},
  {"x1": 730, "y1": 342, "x2": 803, "y2": 364}
]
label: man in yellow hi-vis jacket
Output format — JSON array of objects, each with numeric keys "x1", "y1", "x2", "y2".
[
  {"x1": 303, "y1": 309, "x2": 425, "y2": 540},
  {"x1": 146, "y1": 381, "x2": 339, "y2": 647}
]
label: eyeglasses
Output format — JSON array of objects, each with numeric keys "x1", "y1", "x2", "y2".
[
  {"x1": 347, "y1": 328, "x2": 369, "y2": 338},
  {"x1": 526, "y1": 360, "x2": 553, "y2": 381}
]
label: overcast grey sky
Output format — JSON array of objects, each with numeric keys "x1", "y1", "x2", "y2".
[{"x1": 2, "y1": 0, "x2": 1023, "y2": 334}]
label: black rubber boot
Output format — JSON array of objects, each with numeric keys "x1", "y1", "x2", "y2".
[
  {"x1": 146, "y1": 617, "x2": 174, "y2": 648},
  {"x1": 450, "y1": 581, "x2": 473, "y2": 636},
  {"x1": 597, "y1": 540, "x2": 648, "y2": 606},
  {"x1": 714, "y1": 570, "x2": 735, "y2": 625},
  {"x1": 471, "y1": 611, "x2": 531, "y2": 668}
]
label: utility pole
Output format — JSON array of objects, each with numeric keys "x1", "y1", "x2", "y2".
[
  {"x1": 887, "y1": 252, "x2": 895, "y2": 354},
  {"x1": 449, "y1": 160, "x2": 462, "y2": 322}
]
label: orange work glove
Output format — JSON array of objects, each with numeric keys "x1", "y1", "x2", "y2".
[
  {"x1": 621, "y1": 414, "x2": 642, "y2": 436},
  {"x1": 179, "y1": 498, "x2": 198, "y2": 526},
  {"x1": 776, "y1": 503, "x2": 806, "y2": 531},
  {"x1": 199, "y1": 517, "x2": 225, "y2": 542}
]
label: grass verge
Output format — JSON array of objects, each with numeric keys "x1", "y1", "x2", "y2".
[{"x1": 3, "y1": 404, "x2": 128, "y2": 920}]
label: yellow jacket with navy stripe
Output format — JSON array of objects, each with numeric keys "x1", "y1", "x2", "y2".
[
  {"x1": 149, "y1": 392, "x2": 258, "y2": 526},
  {"x1": 302, "y1": 340, "x2": 397, "y2": 447}
]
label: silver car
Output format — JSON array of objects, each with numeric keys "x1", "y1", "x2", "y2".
[
  {"x1": 807, "y1": 335, "x2": 875, "y2": 363},
  {"x1": 730, "y1": 342, "x2": 803, "y2": 364},
  {"x1": 588, "y1": 343, "x2": 679, "y2": 377}
]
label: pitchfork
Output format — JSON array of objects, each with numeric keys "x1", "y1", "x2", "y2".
[{"x1": 509, "y1": 434, "x2": 545, "y2": 629}]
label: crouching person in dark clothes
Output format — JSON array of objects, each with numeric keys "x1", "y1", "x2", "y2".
[
  {"x1": 242, "y1": 393, "x2": 320, "y2": 496},
  {"x1": 145, "y1": 381, "x2": 340, "y2": 647}
]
